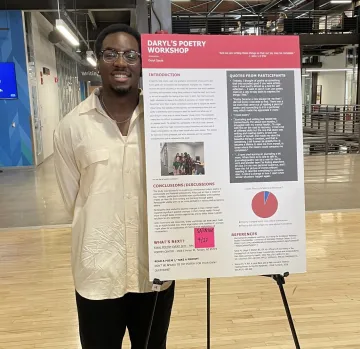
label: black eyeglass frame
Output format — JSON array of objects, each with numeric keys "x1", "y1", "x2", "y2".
[{"x1": 99, "y1": 49, "x2": 141, "y2": 65}]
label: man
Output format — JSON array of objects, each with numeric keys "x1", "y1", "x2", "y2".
[{"x1": 53, "y1": 24, "x2": 174, "y2": 349}]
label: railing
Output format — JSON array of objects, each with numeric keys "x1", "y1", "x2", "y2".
[
  {"x1": 172, "y1": 10, "x2": 360, "y2": 36},
  {"x1": 303, "y1": 104, "x2": 360, "y2": 155}
]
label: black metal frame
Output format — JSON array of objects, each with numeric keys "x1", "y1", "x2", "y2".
[
  {"x1": 172, "y1": 9, "x2": 360, "y2": 41},
  {"x1": 263, "y1": 274, "x2": 301, "y2": 348},
  {"x1": 206, "y1": 274, "x2": 300, "y2": 349}
]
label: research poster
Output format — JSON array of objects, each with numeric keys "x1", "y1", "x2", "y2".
[{"x1": 141, "y1": 34, "x2": 306, "y2": 281}]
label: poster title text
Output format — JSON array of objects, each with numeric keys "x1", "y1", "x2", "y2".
[{"x1": 147, "y1": 40, "x2": 206, "y2": 54}]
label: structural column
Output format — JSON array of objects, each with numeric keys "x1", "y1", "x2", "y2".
[
  {"x1": 135, "y1": 0, "x2": 172, "y2": 34},
  {"x1": 356, "y1": 43, "x2": 360, "y2": 105},
  {"x1": 313, "y1": 0, "x2": 320, "y2": 31},
  {"x1": 135, "y1": 0, "x2": 149, "y2": 34},
  {"x1": 150, "y1": 0, "x2": 172, "y2": 33},
  {"x1": 311, "y1": 56, "x2": 319, "y2": 104}
]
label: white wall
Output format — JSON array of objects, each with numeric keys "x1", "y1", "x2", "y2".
[
  {"x1": 194, "y1": 144, "x2": 204, "y2": 162},
  {"x1": 31, "y1": 12, "x2": 60, "y2": 161},
  {"x1": 317, "y1": 51, "x2": 346, "y2": 105}
]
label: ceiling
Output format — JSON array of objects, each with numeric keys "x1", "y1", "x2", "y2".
[
  {"x1": 0, "y1": 0, "x2": 136, "y2": 11},
  {"x1": 171, "y1": 0, "x2": 352, "y2": 15},
  {"x1": 172, "y1": 0, "x2": 270, "y2": 16},
  {"x1": 41, "y1": 9, "x2": 133, "y2": 51},
  {"x1": 0, "y1": 0, "x2": 355, "y2": 59}
]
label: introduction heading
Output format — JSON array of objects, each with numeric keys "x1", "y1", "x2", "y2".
[{"x1": 147, "y1": 40, "x2": 206, "y2": 54}]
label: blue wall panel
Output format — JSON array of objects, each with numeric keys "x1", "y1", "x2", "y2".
[{"x1": 0, "y1": 10, "x2": 33, "y2": 167}]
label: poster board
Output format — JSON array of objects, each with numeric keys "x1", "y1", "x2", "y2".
[{"x1": 141, "y1": 34, "x2": 306, "y2": 282}]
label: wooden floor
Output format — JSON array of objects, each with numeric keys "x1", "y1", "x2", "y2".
[{"x1": 0, "y1": 211, "x2": 359, "y2": 349}]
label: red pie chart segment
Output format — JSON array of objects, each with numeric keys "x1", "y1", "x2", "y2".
[{"x1": 252, "y1": 191, "x2": 278, "y2": 218}]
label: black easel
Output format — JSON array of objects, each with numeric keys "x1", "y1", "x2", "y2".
[
  {"x1": 207, "y1": 278, "x2": 211, "y2": 349},
  {"x1": 206, "y1": 273, "x2": 300, "y2": 349},
  {"x1": 145, "y1": 278, "x2": 163, "y2": 349},
  {"x1": 263, "y1": 273, "x2": 301, "y2": 349}
]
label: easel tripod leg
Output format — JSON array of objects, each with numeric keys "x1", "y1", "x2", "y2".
[
  {"x1": 278, "y1": 281, "x2": 300, "y2": 349},
  {"x1": 271, "y1": 274, "x2": 300, "y2": 349},
  {"x1": 207, "y1": 278, "x2": 211, "y2": 349}
]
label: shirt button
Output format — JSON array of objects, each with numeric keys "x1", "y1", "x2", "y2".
[{"x1": 126, "y1": 194, "x2": 131, "y2": 199}]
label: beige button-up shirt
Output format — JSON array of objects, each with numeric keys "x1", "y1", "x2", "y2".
[{"x1": 54, "y1": 89, "x2": 170, "y2": 300}]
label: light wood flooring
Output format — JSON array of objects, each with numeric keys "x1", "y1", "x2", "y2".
[{"x1": 0, "y1": 211, "x2": 359, "y2": 349}]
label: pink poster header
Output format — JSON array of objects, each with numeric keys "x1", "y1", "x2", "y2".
[{"x1": 141, "y1": 34, "x2": 300, "y2": 69}]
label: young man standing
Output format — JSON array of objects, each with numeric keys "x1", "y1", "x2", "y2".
[{"x1": 54, "y1": 24, "x2": 174, "y2": 349}]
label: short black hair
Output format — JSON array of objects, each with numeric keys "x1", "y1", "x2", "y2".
[{"x1": 94, "y1": 24, "x2": 141, "y2": 59}]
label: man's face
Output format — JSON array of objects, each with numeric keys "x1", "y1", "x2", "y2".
[{"x1": 98, "y1": 32, "x2": 141, "y2": 96}]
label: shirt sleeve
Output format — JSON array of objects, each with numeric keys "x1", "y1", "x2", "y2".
[{"x1": 53, "y1": 125, "x2": 80, "y2": 217}]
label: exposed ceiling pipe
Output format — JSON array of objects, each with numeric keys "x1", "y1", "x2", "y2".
[
  {"x1": 172, "y1": 3, "x2": 203, "y2": 16},
  {"x1": 88, "y1": 10, "x2": 97, "y2": 29},
  {"x1": 232, "y1": 0, "x2": 256, "y2": 14},
  {"x1": 243, "y1": 0, "x2": 256, "y2": 13},
  {"x1": 227, "y1": 3, "x2": 265, "y2": 14},
  {"x1": 208, "y1": 0, "x2": 224, "y2": 14},
  {"x1": 281, "y1": 0, "x2": 307, "y2": 11},
  {"x1": 63, "y1": 10, "x2": 90, "y2": 50},
  {"x1": 173, "y1": 0, "x2": 215, "y2": 14},
  {"x1": 260, "y1": 0, "x2": 283, "y2": 12}
]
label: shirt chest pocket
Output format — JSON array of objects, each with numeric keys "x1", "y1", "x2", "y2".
[{"x1": 80, "y1": 148, "x2": 111, "y2": 196}]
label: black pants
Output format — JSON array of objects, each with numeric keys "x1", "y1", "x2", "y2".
[{"x1": 75, "y1": 282, "x2": 175, "y2": 349}]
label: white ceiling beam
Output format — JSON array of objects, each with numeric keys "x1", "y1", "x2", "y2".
[
  {"x1": 208, "y1": 0, "x2": 224, "y2": 14},
  {"x1": 232, "y1": 0, "x2": 255, "y2": 14},
  {"x1": 173, "y1": 0, "x2": 216, "y2": 14},
  {"x1": 172, "y1": 2, "x2": 203, "y2": 15}
]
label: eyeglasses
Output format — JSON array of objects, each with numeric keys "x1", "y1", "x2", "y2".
[{"x1": 100, "y1": 49, "x2": 141, "y2": 65}]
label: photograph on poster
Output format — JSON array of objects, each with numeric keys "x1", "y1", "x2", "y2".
[{"x1": 160, "y1": 142, "x2": 205, "y2": 176}]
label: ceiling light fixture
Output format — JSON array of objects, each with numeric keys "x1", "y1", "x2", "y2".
[
  {"x1": 330, "y1": 0, "x2": 351, "y2": 3},
  {"x1": 87, "y1": 56, "x2": 97, "y2": 67},
  {"x1": 306, "y1": 68, "x2": 355, "y2": 72},
  {"x1": 86, "y1": 51, "x2": 97, "y2": 67},
  {"x1": 56, "y1": 19, "x2": 80, "y2": 46},
  {"x1": 235, "y1": 14, "x2": 262, "y2": 19}
]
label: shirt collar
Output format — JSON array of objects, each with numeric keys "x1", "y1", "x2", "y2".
[{"x1": 79, "y1": 87, "x2": 143, "y2": 116}]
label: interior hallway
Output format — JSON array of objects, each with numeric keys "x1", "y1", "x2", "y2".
[
  {"x1": 1, "y1": 155, "x2": 360, "y2": 229},
  {"x1": 0, "y1": 211, "x2": 359, "y2": 349}
]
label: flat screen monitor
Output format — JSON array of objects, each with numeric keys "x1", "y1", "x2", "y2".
[{"x1": 0, "y1": 62, "x2": 18, "y2": 99}]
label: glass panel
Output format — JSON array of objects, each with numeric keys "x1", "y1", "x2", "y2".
[
  {"x1": 55, "y1": 47, "x2": 81, "y2": 119},
  {"x1": 24, "y1": 12, "x2": 43, "y2": 163}
]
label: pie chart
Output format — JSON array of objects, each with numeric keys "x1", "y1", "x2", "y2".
[{"x1": 252, "y1": 191, "x2": 278, "y2": 218}]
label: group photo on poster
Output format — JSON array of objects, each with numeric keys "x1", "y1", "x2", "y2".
[{"x1": 160, "y1": 142, "x2": 205, "y2": 176}]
